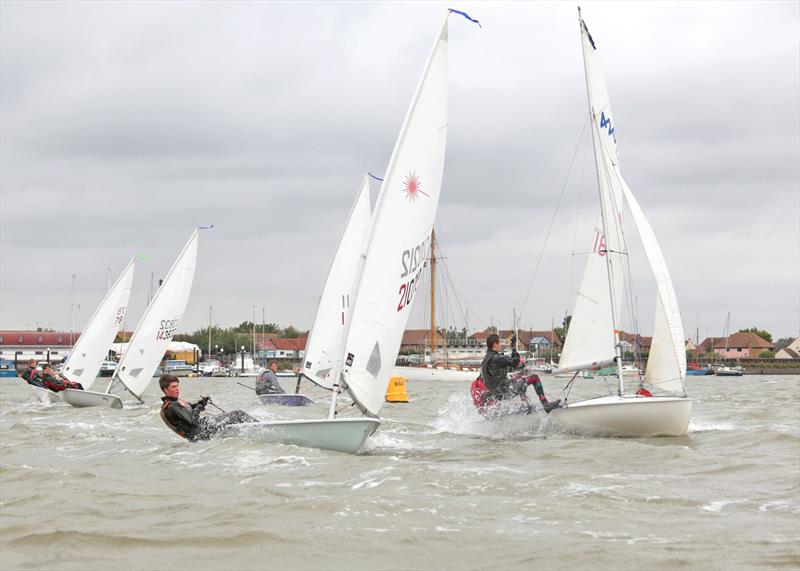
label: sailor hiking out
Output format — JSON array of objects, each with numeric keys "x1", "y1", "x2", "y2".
[
  {"x1": 159, "y1": 374, "x2": 257, "y2": 441},
  {"x1": 20, "y1": 359, "x2": 45, "y2": 388},
  {"x1": 255, "y1": 361, "x2": 284, "y2": 395},
  {"x1": 471, "y1": 334, "x2": 561, "y2": 416}
]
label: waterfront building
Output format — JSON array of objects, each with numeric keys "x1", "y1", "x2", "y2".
[
  {"x1": 775, "y1": 337, "x2": 800, "y2": 359},
  {"x1": 0, "y1": 330, "x2": 81, "y2": 366},
  {"x1": 713, "y1": 332, "x2": 775, "y2": 359}
]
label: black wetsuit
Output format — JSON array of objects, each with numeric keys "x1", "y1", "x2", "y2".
[
  {"x1": 21, "y1": 367, "x2": 46, "y2": 389},
  {"x1": 480, "y1": 348, "x2": 524, "y2": 399},
  {"x1": 160, "y1": 396, "x2": 257, "y2": 441}
]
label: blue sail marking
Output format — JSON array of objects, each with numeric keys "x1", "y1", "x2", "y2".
[{"x1": 599, "y1": 112, "x2": 616, "y2": 143}]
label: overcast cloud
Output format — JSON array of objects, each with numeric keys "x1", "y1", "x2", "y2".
[{"x1": 1, "y1": 1, "x2": 798, "y2": 341}]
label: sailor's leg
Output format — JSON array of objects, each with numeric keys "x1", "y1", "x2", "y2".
[{"x1": 524, "y1": 375, "x2": 561, "y2": 413}]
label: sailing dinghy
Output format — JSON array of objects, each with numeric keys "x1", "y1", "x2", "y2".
[
  {"x1": 224, "y1": 9, "x2": 474, "y2": 453},
  {"x1": 57, "y1": 258, "x2": 136, "y2": 408},
  {"x1": 260, "y1": 176, "x2": 374, "y2": 410},
  {"x1": 549, "y1": 11, "x2": 692, "y2": 436},
  {"x1": 62, "y1": 229, "x2": 200, "y2": 408}
]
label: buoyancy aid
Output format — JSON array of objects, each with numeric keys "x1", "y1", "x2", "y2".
[
  {"x1": 470, "y1": 376, "x2": 499, "y2": 417},
  {"x1": 43, "y1": 374, "x2": 69, "y2": 392},
  {"x1": 160, "y1": 397, "x2": 192, "y2": 439}
]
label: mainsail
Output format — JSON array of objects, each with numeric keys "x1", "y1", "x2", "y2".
[
  {"x1": 341, "y1": 15, "x2": 449, "y2": 416},
  {"x1": 62, "y1": 257, "x2": 135, "y2": 390},
  {"x1": 558, "y1": 15, "x2": 626, "y2": 374},
  {"x1": 303, "y1": 175, "x2": 373, "y2": 389},
  {"x1": 115, "y1": 229, "x2": 199, "y2": 399}
]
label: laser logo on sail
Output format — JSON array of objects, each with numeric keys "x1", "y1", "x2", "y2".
[{"x1": 402, "y1": 172, "x2": 429, "y2": 202}]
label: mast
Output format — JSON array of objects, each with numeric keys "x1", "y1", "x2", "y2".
[
  {"x1": 70, "y1": 273, "x2": 76, "y2": 348},
  {"x1": 723, "y1": 311, "x2": 731, "y2": 354},
  {"x1": 430, "y1": 229, "x2": 437, "y2": 358},
  {"x1": 578, "y1": 8, "x2": 624, "y2": 395},
  {"x1": 207, "y1": 306, "x2": 212, "y2": 359}
]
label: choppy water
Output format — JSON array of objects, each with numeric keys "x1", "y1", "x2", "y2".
[{"x1": 1, "y1": 374, "x2": 798, "y2": 571}]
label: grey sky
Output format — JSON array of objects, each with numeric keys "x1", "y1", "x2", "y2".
[{"x1": 1, "y1": 1, "x2": 798, "y2": 342}]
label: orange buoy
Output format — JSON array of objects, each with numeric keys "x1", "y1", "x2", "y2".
[{"x1": 385, "y1": 375, "x2": 409, "y2": 403}]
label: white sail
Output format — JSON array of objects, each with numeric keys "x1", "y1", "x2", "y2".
[
  {"x1": 62, "y1": 257, "x2": 135, "y2": 390},
  {"x1": 618, "y1": 179, "x2": 687, "y2": 393},
  {"x1": 559, "y1": 16, "x2": 626, "y2": 372},
  {"x1": 115, "y1": 229, "x2": 199, "y2": 399},
  {"x1": 302, "y1": 175, "x2": 373, "y2": 389},
  {"x1": 341, "y1": 16, "x2": 449, "y2": 416}
]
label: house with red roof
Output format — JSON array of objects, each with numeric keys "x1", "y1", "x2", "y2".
[
  {"x1": 714, "y1": 332, "x2": 775, "y2": 359},
  {"x1": 776, "y1": 337, "x2": 800, "y2": 360},
  {"x1": 272, "y1": 337, "x2": 307, "y2": 360},
  {"x1": 400, "y1": 329, "x2": 447, "y2": 353},
  {"x1": 467, "y1": 328, "x2": 562, "y2": 354}
]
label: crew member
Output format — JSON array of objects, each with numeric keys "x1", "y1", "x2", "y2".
[
  {"x1": 159, "y1": 374, "x2": 257, "y2": 441},
  {"x1": 41, "y1": 364, "x2": 84, "y2": 392},
  {"x1": 20, "y1": 359, "x2": 45, "y2": 388},
  {"x1": 255, "y1": 361, "x2": 284, "y2": 395},
  {"x1": 479, "y1": 333, "x2": 560, "y2": 413}
]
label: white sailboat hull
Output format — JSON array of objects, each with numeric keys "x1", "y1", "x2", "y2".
[
  {"x1": 394, "y1": 365, "x2": 477, "y2": 382},
  {"x1": 222, "y1": 417, "x2": 380, "y2": 454},
  {"x1": 550, "y1": 395, "x2": 692, "y2": 437},
  {"x1": 60, "y1": 388, "x2": 123, "y2": 409},
  {"x1": 30, "y1": 386, "x2": 62, "y2": 405}
]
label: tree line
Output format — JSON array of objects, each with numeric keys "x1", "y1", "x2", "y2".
[{"x1": 170, "y1": 321, "x2": 307, "y2": 358}]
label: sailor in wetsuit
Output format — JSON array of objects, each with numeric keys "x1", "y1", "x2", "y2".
[
  {"x1": 41, "y1": 363, "x2": 84, "y2": 392},
  {"x1": 20, "y1": 360, "x2": 46, "y2": 388},
  {"x1": 480, "y1": 333, "x2": 561, "y2": 413},
  {"x1": 159, "y1": 374, "x2": 258, "y2": 441},
  {"x1": 255, "y1": 360, "x2": 284, "y2": 395}
]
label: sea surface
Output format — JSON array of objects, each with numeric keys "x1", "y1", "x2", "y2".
[{"x1": 1, "y1": 374, "x2": 798, "y2": 571}]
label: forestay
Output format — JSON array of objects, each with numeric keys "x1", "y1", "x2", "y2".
[
  {"x1": 341, "y1": 15, "x2": 449, "y2": 416},
  {"x1": 303, "y1": 175, "x2": 373, "y2": 389},
  {"x1": 116, "y1": 229, "x2": 199, "y2": 399},
  {"x1": 62, "y1": 257, "x2": 135, "y2": 390}
]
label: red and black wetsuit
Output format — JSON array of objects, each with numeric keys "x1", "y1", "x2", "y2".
[
  {"x1": 473, "y1": 349, "x2": 560, "y2": 414},
  {"x1": 42, "y1": 373, "x2": 70, "y2": 392},
  {"x1": 21, "y1": 367, "x2": 46, "y2": 389}
]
